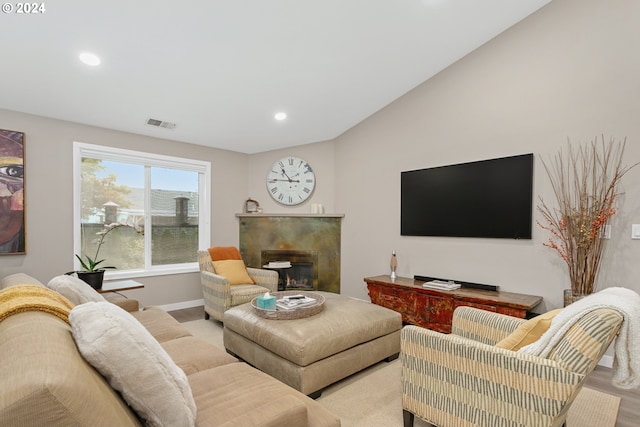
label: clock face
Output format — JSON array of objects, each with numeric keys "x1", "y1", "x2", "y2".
[{"x1": 266, "y1": 156, "x2": 315, "y2": 206}]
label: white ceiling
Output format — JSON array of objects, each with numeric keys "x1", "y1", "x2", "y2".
[{"x1": 0, "y1": 0, "x2": 551, "y2": 154}]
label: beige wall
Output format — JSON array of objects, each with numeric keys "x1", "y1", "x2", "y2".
[
  {"x1": 0, "y1": 109, "x2": 249, "y2": 307},
  {"x1": 2, "y1": 0, "x2": 639, "y2": 310},
  {"x1": 335, "y1": 0, "x2": 640, "y2": 308}
]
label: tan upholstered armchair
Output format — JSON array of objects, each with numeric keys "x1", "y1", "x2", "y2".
[
  {"x1": 198, "y1": 247, "x2": 278, "y2": 322},
  {"x1": 401, "y1": 304, "x2": 624, "y2": 427}
]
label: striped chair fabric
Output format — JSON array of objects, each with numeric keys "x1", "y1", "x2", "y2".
[
  {"x1": 197, "y1": 249, "x2": 278, "y2": 322},
  {"x1": 401, "y1": 306, "x2": 622, "y2": 427}
]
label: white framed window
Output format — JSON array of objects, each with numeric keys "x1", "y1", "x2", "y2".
[{"x1": 73, "y1": 142, "x2": 211, "y2": 279}]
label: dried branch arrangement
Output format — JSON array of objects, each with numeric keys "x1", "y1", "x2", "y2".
[{"x1": 538, "y1": 136, "x2": 637, "y2": 295}]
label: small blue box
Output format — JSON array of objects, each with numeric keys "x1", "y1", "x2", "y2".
[{"x1": 257, "y1": 294, "x2": 276, "y2": 310}]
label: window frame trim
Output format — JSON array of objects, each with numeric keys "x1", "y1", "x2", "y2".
[{"x1": 73, "y1": 141, "x2": 211, "y2": 279}]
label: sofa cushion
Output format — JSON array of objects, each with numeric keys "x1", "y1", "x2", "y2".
[
  {"x1": 495, "y1": 309, "x2": 562, "y2": 351},
  {"x1": 212, "y1": 259, "x2": 255, "y2": 285},
  {"x1": 188, "y1": 363, "x2": 343, "y2": 427},
  {"x1": 131, "y1": 306, "x2": 193, "y2": 343},
  {"x1": 70, "y1": 302, "x2": 197, "y2": 427},
  {"x1": 161, "y1": 336, "x2": 239, "y2": 375},
  {"x1": 217, "y1": 395, "x2": 308, "y2": 427},
  {"x1": 47, "y1": 274, "x2": 106, "y2": 305}
]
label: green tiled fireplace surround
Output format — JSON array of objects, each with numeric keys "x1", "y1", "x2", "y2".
[{"x1": 237, "y1": 214, "x2": 344, "y2": 294}]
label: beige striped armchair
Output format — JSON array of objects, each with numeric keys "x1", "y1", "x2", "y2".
[
  {"x1": 401, "y1": 305, "x2": 623, "y2": 427},
  {"x1": 197, "y1": 249, "x2": 278, "y2": 322}
]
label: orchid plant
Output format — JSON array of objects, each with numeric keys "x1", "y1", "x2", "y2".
[{"x1": 76, "y1": 222, "x2": 141, "y2": 272}]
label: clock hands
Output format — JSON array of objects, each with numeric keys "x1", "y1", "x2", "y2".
[
  {"x1": 280, "y1": 168, "x2": 294, "y2": 182},
  {"x1": 272, "y1": 178, "x2": 300, "y2": 183}
]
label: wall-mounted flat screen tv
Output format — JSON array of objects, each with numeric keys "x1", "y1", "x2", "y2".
[{"x1": 401, "y1": 153, "x2": 533, "y2": 239}]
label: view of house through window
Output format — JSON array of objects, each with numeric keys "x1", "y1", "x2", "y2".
[{"x1": 74, "y1": 143, "x2": 210, "y2": 278}]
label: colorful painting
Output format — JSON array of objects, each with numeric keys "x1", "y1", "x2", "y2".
[{"x1": 0, "y1": 129, "x2": 25, "y2": 254}]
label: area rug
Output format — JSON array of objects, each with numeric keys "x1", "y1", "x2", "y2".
[{"x1": 183, "y1": 319, "x2": 620, "y2": 427}]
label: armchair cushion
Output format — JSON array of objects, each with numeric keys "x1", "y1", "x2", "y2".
[
  {"x1": 212, "y1": 259, "x2": 255, "y2": 285},
  {"x1": 496, "y1": 308, "x2": 562, "y2": 351},
  {"x1": 208, "y1": 246, "x2": 243, "y2": 261}
]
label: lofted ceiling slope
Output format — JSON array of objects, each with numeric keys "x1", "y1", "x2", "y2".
[{"x1": 0, "y1": 0, "x2": 551, "y2": 153}]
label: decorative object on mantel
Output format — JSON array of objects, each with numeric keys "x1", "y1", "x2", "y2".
[
  {"x1": 389, "y1": 249, "x2": 398, "y2": 280},
  {"x1": 244, "y1": 197, "x2": 261, "y2": 213},
  {"x1": 537, "y1": 136, "x2": 638, "y2": 303}
]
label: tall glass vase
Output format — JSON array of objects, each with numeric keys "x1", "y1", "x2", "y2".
[{"x1": 563, "y1": 289, "x2": 587, "y2": 307}]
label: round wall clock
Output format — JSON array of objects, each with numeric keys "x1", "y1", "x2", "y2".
[{"x1": 266, "y1": 156, "x2": 315, "y2": 206}]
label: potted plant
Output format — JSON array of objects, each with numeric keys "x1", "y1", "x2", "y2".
[
  {"x1": 537, "y1": 136, "x2": 637, "y2": 304},
  {"x1": 69, "y1": 222, "x2": 134, "y2": 289}
]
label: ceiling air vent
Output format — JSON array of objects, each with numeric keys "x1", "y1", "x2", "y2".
[{"x1": 145, "y1": 118, "x2": 177, "y2": 130}]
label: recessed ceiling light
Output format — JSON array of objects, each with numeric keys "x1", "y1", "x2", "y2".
[
  {"x1": 79, "y1": 52, "x2": 101, "y2": 66},
  {"x1": 274, "y1": 112, "x2": 287, "y2": 121}
]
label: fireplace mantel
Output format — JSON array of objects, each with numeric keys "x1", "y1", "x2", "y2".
[
  {"x1": 237, "y1": 214, "x2": 344, "y2": 293},
  {"x1": 236, "y1": 213, "x2": 345, "y2": 219}
]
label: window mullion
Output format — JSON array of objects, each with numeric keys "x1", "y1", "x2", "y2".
[{"x1": 144, "y1": 165, "x2": 152, "y2": 270}]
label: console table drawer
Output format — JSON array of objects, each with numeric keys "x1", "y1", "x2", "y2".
[
  {"x1": 415, "y1": 295, "x2": 454, "y2": 332},
  {"x1": 368, "y1": 284, "x2": 416, "y2": 320}
]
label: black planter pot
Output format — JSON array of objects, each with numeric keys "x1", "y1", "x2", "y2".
[{"x1": 66, "y1": 270, "x2": 105, "y2": 290}]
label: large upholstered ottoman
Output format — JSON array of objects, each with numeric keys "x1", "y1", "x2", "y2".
[{"x1": 223, "y1": 291, "x2": 402, "y2": 397}]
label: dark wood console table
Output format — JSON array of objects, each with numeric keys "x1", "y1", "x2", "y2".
[{"x1": 364, "y1": 275, "x2": 542, "y2": 333}]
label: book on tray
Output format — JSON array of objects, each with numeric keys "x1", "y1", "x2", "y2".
[{"x1": 276, "y1": 294, "x2": 316, "y2": 310}]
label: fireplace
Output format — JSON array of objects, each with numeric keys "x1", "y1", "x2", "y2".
[
  {"x1": 238, "y1": 214, "x2": 343, "y2": 294},
  {"x1": 261, "y1": 250, "x2": 318, "y2": 291}
]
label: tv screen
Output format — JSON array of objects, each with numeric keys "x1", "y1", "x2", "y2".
[{"x1": 401, "y1": 153, "x2": 533, "y2": 239}]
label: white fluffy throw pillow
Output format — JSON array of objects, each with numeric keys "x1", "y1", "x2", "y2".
[
  {"x1": 47, "y1": 275, "x2": 106, "y2": 305},
  {"x1": 70, "y1": 302, "x2": 196, "y2": 427}
]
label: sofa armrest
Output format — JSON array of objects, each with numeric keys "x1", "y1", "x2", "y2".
[
  {"x1": 451, "y1": 306, "x2": 526, "y2": 345},
  {"x1": 0, "y1": 273, "x2": 45, "y2": 289},
  {"x1": 401, "y1": 325, "x2": 583, "y2": 427},
  {"x1": 246, "y1": 268, "x2": 279, "y2": 293},
  {"x1": 104, "y1": 293, "x2": 140, "y2": 312},
  {"x1": 217, "y1": 395, "x2": 308, "y2": 427}
]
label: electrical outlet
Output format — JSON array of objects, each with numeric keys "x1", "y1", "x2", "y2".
[{"x1": 632, "y1": 224, "x2": 640, "y2": 239}]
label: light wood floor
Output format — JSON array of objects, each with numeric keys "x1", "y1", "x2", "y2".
[{"x1": 168, "y1": 306, "x2": 639, "y2": 427}]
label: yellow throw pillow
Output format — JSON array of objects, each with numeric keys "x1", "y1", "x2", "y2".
[
  {"x1": 495, "y1": 309, "x2": 563, "y2": 351},
  {"x1": 212, "y1": 260, "x2": 255, "y2": 285}
]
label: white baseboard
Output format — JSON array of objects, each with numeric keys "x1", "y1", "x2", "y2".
[
  {"x1": 599, "y1": 354, "x2": 613, "y2": 368},
  {"x1": 158, "y1": 299, "x2": 204, "y2": 312}
]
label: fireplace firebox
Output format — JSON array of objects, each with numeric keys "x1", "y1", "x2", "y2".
[{"x1": 261, "y1": 250, "x2": 318, "y2": 291}]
